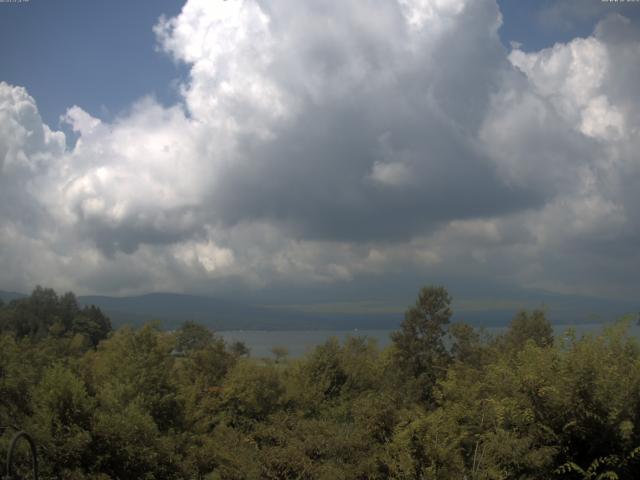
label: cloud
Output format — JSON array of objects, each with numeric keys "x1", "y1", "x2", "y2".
[
  {"x1": 0, "y1": 2, "x2": 639, "y2": 302},
  {"x1": 154, "y1": 0, "x2": 534, "y2": 243},
  {"x1": 0, "y1": 83, "x2": 65, "y2": 226},
  {"x1": 61, "y1": 106, "x2": 102, "y2": 136},
  {"x1": 58, "y1": 98, "x2": 212, "y2": 255},
  {"x1": 477, "y1": 13, "x2": 640, "y2": 298},
  {"x1": 370, "y1": 160, "x2": 414, "y2": 188}
]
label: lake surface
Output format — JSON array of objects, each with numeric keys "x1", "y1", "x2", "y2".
[{"x1": 219, "y1": 322, "x2": 640, "y2": 358}]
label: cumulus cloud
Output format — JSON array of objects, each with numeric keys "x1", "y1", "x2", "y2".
[
  {"x1": 1, "y1": 1, "x2": 639, "y2": 301},
  {"x1": 153, "y1": 0, "x2": 534, "y2": 243},
  {"x1": 0, "y1": 84, "x2": 65, "y2": 225},
  {"x1": 477, "y1": 13, "x2": 640, "y2": 297},
  {"x1": 58, "y1": 99, "x2": 212, "y2": 255}
]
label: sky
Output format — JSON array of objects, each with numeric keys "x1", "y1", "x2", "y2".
[{"x1": 1, "y1": 0, "x2": 639, "y2": 308}]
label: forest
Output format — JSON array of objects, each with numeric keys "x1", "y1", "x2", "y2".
[{"x1": 1, "y1": 286, "x2": 639, "y2": 479}]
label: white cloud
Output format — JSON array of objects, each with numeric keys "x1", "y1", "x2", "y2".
[
  {"x1": 369, "y1": 132, "x2": 417, "y2": 187},
  {"x1": 0, "y1": 83, "x2": 65, "y2": 178},
  {"x1": 61, "y1": 106, "x2": 102, "y2": 136},
  {"x1": 475, "y1": 13, "x2": 640, "y2": 297},
  {"x1": 58, "y1": 99, "x2": 212, "y2": 254},
  {"x1": 371, "y1": 161, "x2": 414, "y2": 187},
  {"x1": 0, "y1": 3, "x2": 639, "y2": 302},
  {"x1": 509, "y1": 36, "x2": 626, "y2": 141},
  {"x1": 174, "y1": 234, "x2": 235, "y2": 274}
]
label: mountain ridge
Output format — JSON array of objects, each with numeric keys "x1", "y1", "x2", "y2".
[{"x1": 0, "y1": 289, "x2": 636, "y2": 331}]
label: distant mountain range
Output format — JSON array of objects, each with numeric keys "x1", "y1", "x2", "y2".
[
  {"x1": 0, "y1": 290, "x2": 401, "y2": 331},
  {"x1": 76, "y1": 292, "x2": 405, "y2": 331},
  {"x1": 1, "y1": 289, "x2": 636, "y2": 331},
  {"x1": 0, "y1": 290, "x2": 26, "y2": 303}
]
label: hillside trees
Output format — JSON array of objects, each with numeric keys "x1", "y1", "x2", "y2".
[
  {"x1": 0, "y1": 287, "x2": 111, "y2": 347},
  {"x1": 29, "y1": 365, "x2": 95, "y2": 479},
  {"x1": 391, "y1": 285, "x2": 453, "y2": 404},
  {"x1": 500, "y1": 309, "x2": 554, "y2": 352},
  {"x1": 1, "y1": 285, "x2": 640, "y2": 479}
]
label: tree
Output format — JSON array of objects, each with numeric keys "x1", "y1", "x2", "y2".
[
  {"x1": 296, "y1": 337, "x2": 348, "y2": 405},
  {"x1": 90, "y1": 324, "x2": 182, "y2": 432},
  {"x1": 271, "y1": 346, "x2": 289, "y2": 364},
  {"x1": 229, "y1": 340, "x2": 250, "y2": 358},
  {"x1": 73, "y1": 305, "x2": 112, "y2": 347},
  {"x1": 0, "y1": 287, "x2": 111, "y2": 347},
  {"x1": 502, "y1": 309, "x2": 554, "y2": 351},
  {"x1": 29, "y1": 364, "x2": 95, "y2": 479},
  {"x1": 391, "y1": 285, "x2": 452, "y2": 404},
  {"x1": 449, "y1": 322, "x2": 485, "y2": 365},
  {"x1": 175, "y1": 320, "x2": 213, "y2": 353},
  {"x1": 220, "y1": 360, "x2": 284, "y2": 426}
]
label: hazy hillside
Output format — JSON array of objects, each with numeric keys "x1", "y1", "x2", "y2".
[
  {"x1": 0, "y1": 290, "x2": 26, "y2": 303},
  {"x1": 1, "y1": 289, "x2": 635, "y2": 331},
  {"x1": 67, "y1": 291, "x2": 640, "y2": 330},
  {"x1": 77, "y1": 292, "x2": 402, "y2": 331}
]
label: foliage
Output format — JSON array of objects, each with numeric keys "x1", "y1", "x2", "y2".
[
  {"x1": 391, "y1": 285, "x2": 452, "y2": 405},
  {"x1": 0, "y1": 286, "x2": 111, "y2": 347},
  {"x1": 1, "y1": 285, "x2": 640, "y2": 479}
]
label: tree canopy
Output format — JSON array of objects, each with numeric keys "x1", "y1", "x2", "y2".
[{"x1": 1, "y1": 285, "x2": 639, "y2": 479}]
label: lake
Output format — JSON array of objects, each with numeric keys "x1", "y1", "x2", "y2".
[{"x1": 219, "y1": 322, "x2": 640, "y2": 358}]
